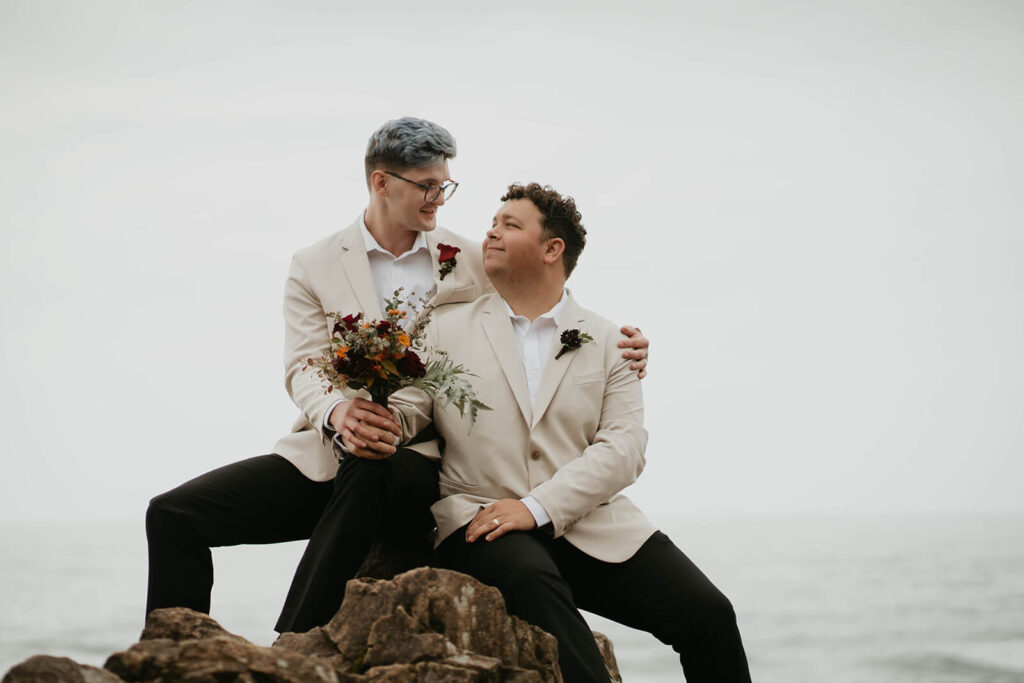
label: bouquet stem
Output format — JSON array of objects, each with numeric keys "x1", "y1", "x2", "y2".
[{"x1": 369, "y1": 389, "x2": 389, "y2": 409}]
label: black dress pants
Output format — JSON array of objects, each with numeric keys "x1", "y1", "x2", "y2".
[
  {"x1": 438, "y1": 528, "x2": 752, "y2": 683},
  {"x1": 274, "y1": 447, "x2": 439, "y2": 633},
  {"x1": 145, "y1": 450, "x2": 438, "y2": 631},
  {"x1": 145, "y1": 455, "x2": 334, "y2": 615}
]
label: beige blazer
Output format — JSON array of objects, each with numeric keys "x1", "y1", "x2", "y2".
[
  {"x1": 271, "y1": 218, "x2": 491, "y2": 482},
  {"x1": 389, "y1": 293, "x2": 656, "y2": 563}
]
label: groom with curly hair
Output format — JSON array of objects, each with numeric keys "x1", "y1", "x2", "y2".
[{"x1": 348, "y1": 183, "x2": 752, "y2": 682}]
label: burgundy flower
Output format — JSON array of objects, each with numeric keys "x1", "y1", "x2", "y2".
[
  {"x1": 334, "y1": 313, "x2": 362, "y2": 335},
  {"x1": 335, "y1": 349, "x2": 373, "y2": 380},
  {"x1": 376, "y1": 320, "x2": 391, "y2": 334},
  {"x1": 397, "y1": 350, "x2": 426, "y2": 378},
  {"x1": 555, "y1": 328, "x2": 594, "y2": 359},
  {"x1": 437, "y1": 243, "x2": 461, "y2": 280}
]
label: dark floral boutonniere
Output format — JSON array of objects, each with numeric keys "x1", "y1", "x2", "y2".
[
  {"x1": 555, "y1": 329, "x2": 593, "y2": 359},
  {"x1": 437, "y1": 243, "x2": 461, "y2": 280}
]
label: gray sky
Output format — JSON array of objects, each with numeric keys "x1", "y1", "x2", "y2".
[{"x1": 1, "y1": 0, "x2": 1022, "y2": 523}]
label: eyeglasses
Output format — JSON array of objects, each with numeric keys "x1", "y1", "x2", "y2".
[{"x1": 384, "y1": 171, "x2": 459, "y2": 203}]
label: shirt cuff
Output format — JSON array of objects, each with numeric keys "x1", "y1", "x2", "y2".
[
  {"x1": 323, "y1": 398, "x2": 347, "y2": 433},
  {"x1": 521, "y1": 496, "x2": 551, "y2": 528}
]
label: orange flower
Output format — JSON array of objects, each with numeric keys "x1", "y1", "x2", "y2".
[
  {"x1": 397, "y1": 332, "x2": 411, "y2": 347},
  {"x1": 335, "y1": 345, "x2": 349, "y2": 358},
  {"x1": 387, "y1": 309, "x2": 407, "y2": 318}
]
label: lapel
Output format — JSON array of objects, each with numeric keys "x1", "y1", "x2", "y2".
[
  {"x1": 531, "y1": 295, "x2": 586, "y2": 428},
  {"x1": 479, "y1": 296, "x2": 532, "y2": 426},
  {"x1": 339, "y1": 220, "x2": 384, "y2": 319}
]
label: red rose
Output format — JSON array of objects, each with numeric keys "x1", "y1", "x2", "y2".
[{"x1": 438, "y1": 244, "x2": 461, "y2": 262}]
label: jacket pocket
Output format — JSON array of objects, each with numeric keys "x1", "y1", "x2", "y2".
[
  {"x1": 438, "y1": 474, "x2": 480, "y2": 496},
  {"x1": 574, "y1": 370, "x2": 604, "y2": 385}
]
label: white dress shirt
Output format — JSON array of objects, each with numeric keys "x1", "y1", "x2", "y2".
[
  {"x1": 360, "y1": 214, "x2": 437, "y2": 320},
  {"x1": 324, "y1": 215, "x2": 436, "y2": 430},
  {"x1": 502, "y1": 290, "x2": 569, "y2": 529}
]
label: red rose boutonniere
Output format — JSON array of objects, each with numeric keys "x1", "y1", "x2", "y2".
[
  {"x1": 438, "y1": 243, "x2": 461, "y2": 280},
  {"x1": 555, "y1": 329, "x2": 594, "y2": 359}
]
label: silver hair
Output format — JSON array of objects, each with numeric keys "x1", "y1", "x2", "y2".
[{"x1": 364, "y1": 117, "x2": 457, "y2": 183}]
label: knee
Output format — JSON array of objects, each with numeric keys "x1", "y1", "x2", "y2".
[
  {"x1": 500, "y1": 557, "x2": 568, "y2": 603},
  {"x1": 704, "y1": 591, "x2": 738, "y2": 629},
  {"x1": 145, "y1": 490, "x2": 192, "y2": 541},
  {"x1": 338, "y1": 453, "x2": 390, "y2": 482},
  {"x1": 682, "y1": 588, "x2": 739, "y2": 640}
]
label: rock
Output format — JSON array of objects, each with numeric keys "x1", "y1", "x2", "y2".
[
  {"x1": 3, "y1": 568, "x2": 620, "y2": 683},
  {"x1": 139, "y1": 606, "x2": 248, "y2": 643},
  {"x1": 104, "y1": 634, "x2": 360, "y2": 682},
  {"x1": 592, "y1": 632, "x2": 622, "y2": 683},
  {"x1": 321, "y1": 567, "x2": 564, "y2": 680},
  {"x1": 2, "y1": 656, "x2": 122, "y2": 683},
  {"x1": 272, "y1": 627, "x2": 340, "y2": 659}
]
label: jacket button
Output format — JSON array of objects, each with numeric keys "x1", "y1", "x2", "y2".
[{"x1": 530, "y1": 450, "x2": 542, "y2": 461}]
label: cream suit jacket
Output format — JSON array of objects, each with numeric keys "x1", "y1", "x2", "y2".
[
  {"x1": 389, "y1": 293, "x2": 656, "y2": 563},
  {"x1": 271, "y1": 218, "x2": 491, "y2": 482}
]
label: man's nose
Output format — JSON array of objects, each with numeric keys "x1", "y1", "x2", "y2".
[{"x1": 429, "y1": 191, "x2": 446, "y2": 207}]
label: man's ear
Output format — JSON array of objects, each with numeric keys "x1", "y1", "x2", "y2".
[
  {"x1": 370, "y1": 169, "x2": 389, "y2": 197},
  {"x1": 543, "y1": 238, "x2": 565, "y2": 265}
]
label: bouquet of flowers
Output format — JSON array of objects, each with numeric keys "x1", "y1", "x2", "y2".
[{"x1": 306, "y1": 289, "x2": 490, "y2": 427}]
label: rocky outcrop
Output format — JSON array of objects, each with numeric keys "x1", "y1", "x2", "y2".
[
  {"x1": 1, "y1": 656, "x2": 122, "y2": 683},
  {"x1": 3, "y1": 568, "x2": 620, "y2": 683}
]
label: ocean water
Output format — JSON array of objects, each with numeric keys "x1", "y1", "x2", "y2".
[{"x1": 2, "y1": 515, "x2": 1022, "y2": 682}]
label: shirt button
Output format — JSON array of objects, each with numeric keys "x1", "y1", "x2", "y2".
[{"x1": 530, "y1": 450, "x2": 542, "y2": 461}]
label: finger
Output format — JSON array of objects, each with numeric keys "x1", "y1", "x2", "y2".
[
  {"x1": 350, "y1": 423, "x2": 384, "y2": 443},
  {"x1": 485, "y1": 522, "x2": 514, "y2": 541},
  {"x1": 352, "y1": 422, "x2": 397, "y2": 443},
  {"x1": 465, "y1": 515, "x2": 484, "y2": 542},
  {"x1": 638, "y1": 368, "x2": 647, "y2": 379},
  {"x1": 467, "y1": 512, "x2": 500, "y2": 542},
  {"x1": 363, "y1": 402, "x2": 399, "y2": 423},
  {"x1": 467, "y1": 518, "x2": 492, "y2": 542},
  {"x1": 353, "y1": 409, "x2": 402, "y2": 435},
  {"x1": 342, "y1": 431, "x2": 368, "y2": 450}
]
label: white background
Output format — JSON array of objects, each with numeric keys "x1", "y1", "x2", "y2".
[{"x1": 2, "y1": 0, "x2": 1022, "y2": 527}]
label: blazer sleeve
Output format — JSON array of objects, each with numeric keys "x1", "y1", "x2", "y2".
[
  {"x1": 527, "y1": 348, "x2": 648, "y2": 539},
  {"x1": 388, "y1": 385, "x2": 435, "y2": 444},
  {"x1": 281, "y1": 254, "x2": 358, "y2": 440}
]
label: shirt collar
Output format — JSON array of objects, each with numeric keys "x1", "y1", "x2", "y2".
[
  {"x1": 359, "y1": 212, "x2": 429, "y2": 258},
  {"x1": 503, "y1": 289, "x2": 569, "y2": 326}
]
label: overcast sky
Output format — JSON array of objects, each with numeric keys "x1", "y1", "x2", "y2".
[{"x1": 1, "y1": 0, "x2": 1022, "y2": 524}]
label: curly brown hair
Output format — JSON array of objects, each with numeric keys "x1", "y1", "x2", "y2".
[{"x1": 500, "y1": 183, "x2": 587, "y2": 277}]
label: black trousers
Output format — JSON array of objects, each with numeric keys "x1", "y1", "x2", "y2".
[
  {"x1": 275, "y1": 447, "x2": 438, "y2": 632},
  {"x1": 145, "y1": 450, "x2": 438, "y2": 631},
  {"x1": 438, "y1": 528, "x2": 751, "y2": 683}
]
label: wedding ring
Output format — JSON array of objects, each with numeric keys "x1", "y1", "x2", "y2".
[{"x1": 492, "y1": 518, "x2": 500, "y2": 526}]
